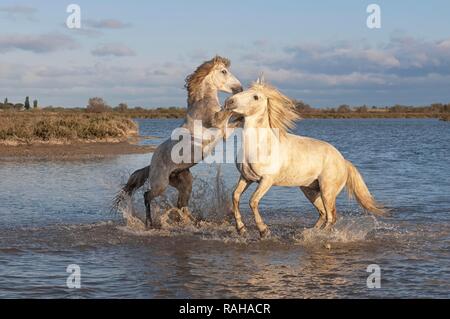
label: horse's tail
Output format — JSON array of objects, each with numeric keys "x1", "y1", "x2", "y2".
[
  {"x1": 345, "y1": 160, "x2": 387, "y2": 216},
  {"x1": 112, "y1": 165, "x2": 151, "y2": 210}
]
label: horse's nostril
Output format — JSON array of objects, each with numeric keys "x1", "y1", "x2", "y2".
[
  {"x1": 225, "y1": 99, "x2": 235, "y2": 110},
  {"x1": 232, "y1": 86, "x2": 243, "y2": 94}
]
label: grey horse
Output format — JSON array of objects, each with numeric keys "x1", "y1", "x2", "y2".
[{"x1": 115, "y1": 56, "x2": 242, "y2": 228}]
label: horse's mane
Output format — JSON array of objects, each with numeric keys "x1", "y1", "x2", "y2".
[
  {"x1": 251, "y1": 82, "x2": 301, "y2": 135},
  {"x1": 185, "y1": 56, "x2": 231, "y2": 106}
]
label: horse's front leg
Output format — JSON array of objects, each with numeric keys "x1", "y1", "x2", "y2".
[
  {"x1": 250, "y1": 178, "x2": 273, "y2": 238},
  {"x1": 232, "y1": 177, "x2": 252, "y2": 236}
]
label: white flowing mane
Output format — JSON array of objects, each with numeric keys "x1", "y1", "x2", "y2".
[{"x1": 251, "y1": 81, "x2": 301, "y2": 135}]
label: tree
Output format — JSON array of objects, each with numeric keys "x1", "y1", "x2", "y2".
[
  {"x1": 33, "y1": 99, "x2": 38, "y2": 109},
  {"x1": 86, "y1": 97, "x2": 111, "y2": 113},
  {"x1": 115, "y1": 103, "x2": 128, "y2": 112},
  {"x1": 24, "y1": 96, "x2": 30, "y2": 110},
  {"x1": 337, "y1": 104, "x2": 351, "y2": 113},
  {"x1": 4, "y1": 98, "x2": 8, "y2": 104},
  {"x1": 355, "y1": 105, "x2": 368, "y2": 113},
  {"x1": 294, "y1": 100, "x2": 314, "y2": 113}
]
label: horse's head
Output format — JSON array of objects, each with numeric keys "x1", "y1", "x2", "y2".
[
  {"x1": 209, "y1": 61, "x2": 243, "y2": 95},
  {"x1": 185, "y1": 56, "x2": 243, "y2": 106},
  {"x1": 224, "y1": 82, "x2": 269, "y2": 117},
  {"x1": 225, "y1": 79, "x2": 300, "y2": 134}
]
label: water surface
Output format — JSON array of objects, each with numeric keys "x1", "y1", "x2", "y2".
[{"x1": 0, "y1": 119, "x2": 449, "y2": 298}]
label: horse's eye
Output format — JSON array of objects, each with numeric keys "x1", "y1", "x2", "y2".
[
  {"x1": 222, "y1": 70, "x2": 227, "y2": 75},
  {"x1": 253, "y1": 95, "x2": 259, "y2": 101}
]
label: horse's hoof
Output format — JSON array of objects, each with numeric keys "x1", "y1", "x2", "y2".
[
  {"x1": 314, "y1": 224, "x2": 324, "y2": 230},
  {"x1": 237, "y1": 226, "x2": 248, "y2": 237},
  {"x1": 260, "y1": 228, "x2": 271, "y2": 239},
  {"x1": 314, "y1": 219, "x2": 326, "y2": 230},
  {"x1": 323, "y1": 223, "x2": 335, "y2": 231}
]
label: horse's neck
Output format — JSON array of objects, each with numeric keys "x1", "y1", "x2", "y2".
[
  {"x1": 184, "y1": 83, "x2": 220, "y2": 130},
  {"x1": 243, "y1": 112, "x2": 281, "y2": 148},
  {"x1": 243, "y1": 112, "x2": 272, "y2": 132}
]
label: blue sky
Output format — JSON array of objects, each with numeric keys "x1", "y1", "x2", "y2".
[{"x1": 1, "y1": 1, "x2": 450, "y2": 108}]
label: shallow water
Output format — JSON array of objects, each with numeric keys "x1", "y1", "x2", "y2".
[{"x1": 0, "y1": 119, "x2": 449, "y2": 298}]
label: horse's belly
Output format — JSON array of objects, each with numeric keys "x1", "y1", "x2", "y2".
[{"x1": 274, "y1": 170, "x2": 319, "y2": 187}]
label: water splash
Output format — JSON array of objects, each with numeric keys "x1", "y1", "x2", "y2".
[
  {"x1": 115, "y1": 165, "x2": 400, "y2": 245},
  {"x1": 294, "y1": 213, "x2": 396, "y2": 245},
  {"x1": 116, "y1": 164, "x2": 234, "y2": 234}
]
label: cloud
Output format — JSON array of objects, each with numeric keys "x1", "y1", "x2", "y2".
[
  {"x1": 85, "y1": 19, "x2": 131, "y2": 29},
  {"x1": 2, "y1": 35, "x2": 450, "y2": 108},
  {"x1": 279, "y1": 36, "x2": 450, "y2": 77},
  {"x1": 0, "y1": 61, "x2": 189, "y2": 107},
  {"x1": 0, "y1": 5, "x2": 37, "y2": 20},
  {"x1": 63, "y1": 18, "x2": 131, "y2": 39},
  {"x1": 0, "y1": 33, "x2": 78, "y2": 53},
  {"x1": 91, "y1": 43, "x2": 136, "y2": 57},
  {"x1": 230, "y1": 36, "x2": 450, "y2": 106}
]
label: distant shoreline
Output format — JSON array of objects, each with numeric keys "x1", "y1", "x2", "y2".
[
  {"x1": 0, "y1": 109, "x2": 448, "y2": 159},
  {"x1": 2, "y1": 105, "x2": 450, "y2": 120}
]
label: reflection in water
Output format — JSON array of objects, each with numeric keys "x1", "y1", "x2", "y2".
[{"x1": 0, "y1": 119, "x2": 449, "y2": 298}]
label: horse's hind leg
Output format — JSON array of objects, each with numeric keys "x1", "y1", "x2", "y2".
[
  {"x1": 144, "y1": 179, "x2": 169, "y2": 229},
  {"x1": 300, "y1": 185, "x2": 327, "y2": 229},
  {"x1": 319, "y1": 187, "x2": 338, "y2": 231},
  {"x1": 169, "y1": 170, "x2": 193, "y2": 209},
  {"x1": 319, "y1": 177, "x2": 347, "y2": 230}
]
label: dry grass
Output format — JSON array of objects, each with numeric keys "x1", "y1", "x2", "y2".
[{"x1": 0, "y1": 111, "x2": 138, "y2": 145}]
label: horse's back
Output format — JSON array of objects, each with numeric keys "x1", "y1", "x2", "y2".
[
  {"x1": 275, "y1": 134, "x2": 347, "y2": 186},
  {"x1": 287, "y1": 134, "x2": 344, "y2": 159}
]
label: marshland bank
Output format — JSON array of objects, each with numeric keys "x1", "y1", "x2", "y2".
[{"x1": 0, "y1": 111, "x2": 155, "y2": 158}]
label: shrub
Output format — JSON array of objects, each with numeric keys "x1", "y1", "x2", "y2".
[
  {"x1": 115, "y1": 103, "x2": 128, "y2": 112},
  {"x1": 86, "y1": 97, "x2": 111, "y2": 113},
  {"x1": 14, "y1": 103, "x2": 24, "y2": 110},
  {"x1": 337, "y1": 104, "x2": 351, "y2": 113}
]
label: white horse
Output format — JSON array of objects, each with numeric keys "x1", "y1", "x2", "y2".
[{"x1": 222, "y1": 81, "x2": 385, "y2": 238}]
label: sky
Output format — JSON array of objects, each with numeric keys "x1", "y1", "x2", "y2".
[{"x1": 1, "y1": 0, "x2": 450, "y2": 108}]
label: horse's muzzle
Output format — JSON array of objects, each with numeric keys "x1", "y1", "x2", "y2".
[
  {"x1": 232, "y1": 85, "x2": 244, "y2": 94},
  {"x1": 224, "y1": 97, "x2": 237, "y2": 110}
]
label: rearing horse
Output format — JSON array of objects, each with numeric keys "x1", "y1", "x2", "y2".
[{"x1": 115, "y1": 56, "x2": 242, "y2": 228}]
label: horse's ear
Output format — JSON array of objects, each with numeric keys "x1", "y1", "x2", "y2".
[
  {"x1": 256, "y1": 77, "x2": 261, "y2": 84},
  {"x1": 259, "y1": 72, "x2": 265, "y2": 84}
]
